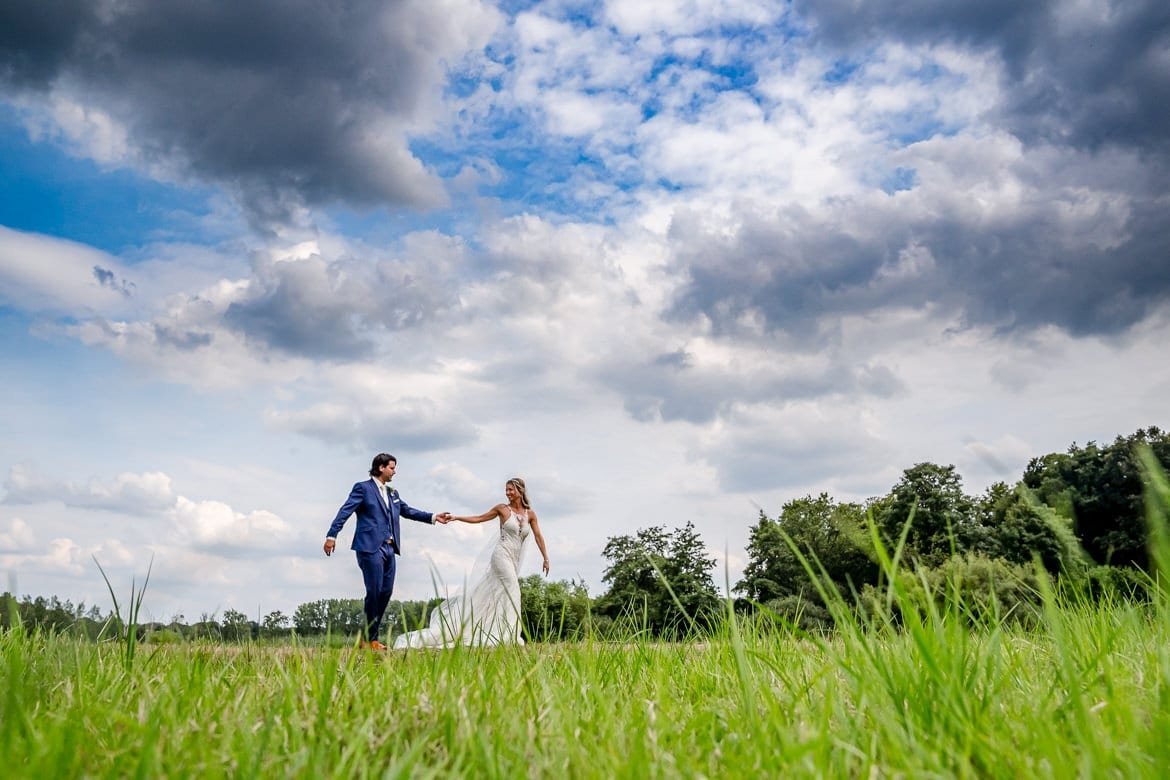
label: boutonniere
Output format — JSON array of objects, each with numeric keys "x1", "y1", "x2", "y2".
[{"x1": 387, "y1": 486, "x2": 398, "y2": 497}]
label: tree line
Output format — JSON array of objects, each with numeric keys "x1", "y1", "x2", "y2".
[
  {"x1": 5, "y1": 427, "x2": 1167, "y2": 641},
  {"x1": 735, "y1": 426, "x2": 1167, "y2": 631}
]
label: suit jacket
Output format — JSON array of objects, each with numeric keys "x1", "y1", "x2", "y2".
[{"x1": 327, "y1": 478, "x2": 433, "y2": 554}]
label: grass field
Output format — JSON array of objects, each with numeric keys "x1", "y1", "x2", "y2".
[
  {"x1": 4, "y1": 592, "x2": 1169, "y2": 778},
  {"x1": 5, "y1": 456, "x2": 1169, "y2": 778}
]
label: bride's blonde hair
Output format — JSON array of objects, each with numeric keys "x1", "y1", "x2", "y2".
[{"x1": 507, "y1": 477, "x2": 531, "y2": 509}]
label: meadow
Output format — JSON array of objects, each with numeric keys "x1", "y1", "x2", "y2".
[
  {"x1": 5, "y1": 456, "x2": 1169, "y2": 778},
  {"x1": 3, "y1": 585, "x2": 1169, "y2": 778}
]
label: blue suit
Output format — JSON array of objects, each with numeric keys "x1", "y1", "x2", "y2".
[{"x1": 327, "y1": 478, "x2": 434, "y2": 641}]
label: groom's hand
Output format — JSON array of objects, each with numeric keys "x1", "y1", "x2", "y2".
[
  {"x1": 323, "y1": 538, "x2": 336, "y2": 556},
  {"x1": 435, "y1": 512, "x2": 453, "y2": 524}
]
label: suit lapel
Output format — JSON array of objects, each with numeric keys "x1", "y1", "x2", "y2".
[
  {"x1": 386, "y1": 487, "x2": 399, "y2": 549},
  {"x1": 371, "y1": 479, "x2": 391, "y2": 515},
  {"x1": 372, "y1": 479, "x2": 398, "y2": 548}
]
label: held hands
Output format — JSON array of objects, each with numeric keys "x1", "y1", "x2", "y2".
[{"x1": 325, "y1": 511, "x2": 449, "y2": 558}]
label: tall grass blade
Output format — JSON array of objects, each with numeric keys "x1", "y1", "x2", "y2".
[{"x1": 93, "y1": 555, "x2": 153, "y2": 669}]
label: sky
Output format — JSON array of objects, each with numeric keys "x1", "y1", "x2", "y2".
[{"x1": 1, "y1": 0, "x2": 1168, "y2": 623}]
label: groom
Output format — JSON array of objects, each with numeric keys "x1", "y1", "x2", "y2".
[{"x1": 324, "y1": 453, "x2": 451, "y2": 650}]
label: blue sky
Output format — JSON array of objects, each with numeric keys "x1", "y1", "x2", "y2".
[
  {"x1": 0, "y1": 110, "x2": 218, "y2": 253},
  {"x1": 2, "y1": 0, "x2": 1168, "y2": 621}
]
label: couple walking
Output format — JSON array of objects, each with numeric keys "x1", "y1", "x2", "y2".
[{"x1": 323, "y1": 452, "x2": 550, "y2": 650}]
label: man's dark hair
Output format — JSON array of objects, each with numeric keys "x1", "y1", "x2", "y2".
[{"x1": 369, "y1": 453, "x2": 397, "y2": 476}]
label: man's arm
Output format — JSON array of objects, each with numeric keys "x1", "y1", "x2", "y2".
[
  {"x1": 324, "y1": 483, "x2": 363, "y2": 556},
  {"x1": 398, "y1": 497, "x2": 451, "y2": 524}
]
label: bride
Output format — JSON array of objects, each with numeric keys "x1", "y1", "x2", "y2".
[{"x1": 393, "y1": 477, "x2": 550, "y2": 648}]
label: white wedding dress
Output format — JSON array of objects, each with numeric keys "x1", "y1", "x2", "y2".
[{"x1": 394, "y1": 511, "x2": 531, "y2": 648}]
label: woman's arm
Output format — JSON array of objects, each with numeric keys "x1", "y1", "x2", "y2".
[
  {"x1": 529, "y1": 510, "x2": 550, "y2": 575},
  {"x1": 452, "y1": 504, "x2": 505, "y2": 524}
]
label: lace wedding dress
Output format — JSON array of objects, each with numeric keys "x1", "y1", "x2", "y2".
[{"x1": 394, "y1": 510, "x2": 531, "y2": 648}]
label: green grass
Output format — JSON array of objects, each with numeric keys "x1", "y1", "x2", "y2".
[
  {"x1": 4, "y1": 453, "x2": 1169, "y2": 777},
  {"x1": 2, "y1": 600, "x2": 1168, "y2": 778}
]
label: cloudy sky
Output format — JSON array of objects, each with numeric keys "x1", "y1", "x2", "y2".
[{"x1": 2, "y1": 0, "x2": 1168, "y2": 622}]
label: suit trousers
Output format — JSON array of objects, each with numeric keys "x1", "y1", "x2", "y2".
[{"x1": 355, "y1": 543, "x2": 397, "y2": 641}]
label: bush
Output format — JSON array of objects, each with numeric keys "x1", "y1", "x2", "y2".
[
  {"x1": 760, "y1": 594, "x2": 835, "y2": 633},
  {"x1": 520, "y1": 576, "x2": 593, "y2": 642},
  {"x1": 1063, "y1": 565, "x2": 1152, "y2": 603},
  {"x1": 146, "y1": 628, "x2": 184, "y2": 645},
  {"x1": 859, "y1": 555, "x2": 1042, "y2": 628}
]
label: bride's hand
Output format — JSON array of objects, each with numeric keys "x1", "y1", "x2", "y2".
[{"x1": 542, "y1": 558, "x2": 550, "y2": 576}]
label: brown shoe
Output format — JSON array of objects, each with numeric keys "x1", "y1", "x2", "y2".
[{"x1": 368, "y1": 640, "x2": 388, "y2": 651}]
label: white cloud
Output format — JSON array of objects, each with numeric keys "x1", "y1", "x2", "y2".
[
  {"x1": 168, "y1": 497, "x2": 291, "y2": 553},
  {"x1": 42, "y1": 538, "x2": 86, "y2": 575},
  {"x1": 4, "y1": 465, "x2": 175, "y2": 513},
  {"x1": 0, "y1": 518, "x2": 34, "y2": 552},
  {"x1": 694, "y1": 401, "x2": 895, "y2": 496},
  {"x1": 91, "y1": 538, "x2": 137, "y2": 568},
  {"x1": 425, "y1": 463, "x2": 496, "y2": 509},
  {"x1": 962, "y1": 435, "x2": 1036, "y2": 488},
  {"x1": 17, "y1": 92, "x2": 137, "y2": 169},
  {"x1": 0, "y1": 465, "x2": 298, "y2": 594},
  {"x1": 265, "y1": 386, "x2": 480, "y2": 454},
  {"x1": 0, "y1": 227, "x2": 139, "y2": 316},
  {"x1": 604, "y1": 0, "x2": 783, "y2": 37}
]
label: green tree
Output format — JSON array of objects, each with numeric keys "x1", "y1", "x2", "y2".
[
  {"x1": 261, "y1": 610, "x2": 290, "y2": 638},
  {"x1": 737, "y1": 494, "x2": 879, "y2": 610},
  {"x1": 876, "y1": 463, "x2": 979, "y2": 567},
  {"x1": 292, "y1": 599, "x2": 364, "y2": 636},
  {"x1": 978, "y1": 482, "x2": 1090, "y2": 575},
  {"x1": 1, "y1": 591, "x2": 17, "y2": 630},
  {"x1": 8, "y1": 595, "x2": 97, "y2": 635},
  {"x1": 595, "y1": 522, "x2": 720, "y2": 638},
  {"x1": 192, "y1": 613, "x2": 222, "y2": 640},
  {"x1": 519, "y1": 577, "x2": 592, "y2": 641},
  {"x1": 221, "y1": 608, "x2": 253, "y2": 642},
  {"x1": 293, "y1": 601, "x2": 325, "y2": 634},
  {"x1": 1023, "y1": 427, "x2": 1170, "y2": 569}
]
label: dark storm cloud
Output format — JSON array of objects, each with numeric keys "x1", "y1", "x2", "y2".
[
  {"x1": 797, "y1": 0, "x2": 1170, "y2": 153},
  {"x1": 920, "y1": 200, "x2": 1170, "y2": 336},
  {"x1": 653, "y1": 1, "x2": 1170, "y2": 351},
  {"x1": 224, "y1": 280, "x2": 376, "y2": 362},
  {"x1": 222, "y1": 255, "x2": 446, "y2": 359},
  {"x1": 0, "y1": 0, "x2": 96, "y2": 88},
  {"x1": 0, "y1": 0, "x2": 475, "y2": 221},
  {"x1": 670, "y1": 0, "x2": 1170, "y2": 348},
  {"x1": 670, "y1": 188, "x2": 1170, "y2": 340},
  {"x1": 598, "y1": 350, "x2": 904, "y2": 424},
  {"x1": 671, "y1": 210, "x2": 883, "y2": 344}
]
